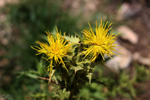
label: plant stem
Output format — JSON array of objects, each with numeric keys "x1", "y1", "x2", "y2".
[{"x1": 69, "y1": 71, "x2": 77, "y2": 100}]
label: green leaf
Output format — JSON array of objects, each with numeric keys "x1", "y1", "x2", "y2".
[
  {"x1": 18, "y1": 71, "x2": 38, "y2": 79},
  {"x1": 64, "y1": 35, "x2": 80, "y2": 43},
  {"x1": 37, "y1": 60, "x2": 45, "y2": 76},
  {"x1": 53, "y1": 88, "x2": 70, "y2": 100},
  {"x1": 71, "y1": 66, "x2": 83, "y2": 73},
  {"x1": 87, "y1": 73, "x2": 92, "y2": 84}
]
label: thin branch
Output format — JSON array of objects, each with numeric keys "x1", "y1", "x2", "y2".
[{"x1": 37, "y1": 77, "x2": 59, "y2": 85}]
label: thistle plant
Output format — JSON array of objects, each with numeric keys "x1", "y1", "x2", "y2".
[{"x1": 31, "y1": 20, "x2": 119, "y2": 99}]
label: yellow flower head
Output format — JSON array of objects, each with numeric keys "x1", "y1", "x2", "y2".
[
  {"x1": 31, "y1": 30, "x2": 72, "y2": 73},
  {"x1": 82, "y1": 20, "x2": 119, "y2": 62}
]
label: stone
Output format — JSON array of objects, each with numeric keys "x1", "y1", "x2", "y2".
[
  {"x1": 105, "y1": 42, "x2": 132, "y2": 72},
  {"x1": 116, "y1": 25, "x2": 138, "y2": 44},
  {"x1": 116, "y1": 3, "x2": 142, "y2": 21},
  {"x1": 133, "y1": 52, "x2": 150, "y2": 65},
  {"x1": 0, "y1": 0, "x2": 18, "y2": 7}
]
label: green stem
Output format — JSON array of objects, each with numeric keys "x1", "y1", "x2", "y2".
[{"x1": 69, "y1": 71, "x2": 77, "y2": 100}]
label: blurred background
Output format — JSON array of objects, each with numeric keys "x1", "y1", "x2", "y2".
[{"x1": 0, "y1": 0, "x2": 150, "y2": 100}]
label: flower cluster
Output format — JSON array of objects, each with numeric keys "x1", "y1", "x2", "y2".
[{"x1": 32, "y1": 20, "x2": 119, "y2": 81}]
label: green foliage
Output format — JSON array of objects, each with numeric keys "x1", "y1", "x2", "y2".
[
  {"x1": 78, "y1": 82, "x2": 107, "y2": 100},
  {"x1": 107, "y1": 71, "x2": 136, "y2": 98},
  {"x1": 8, "y1": 0, "x2": 79, "y2": 36},
  {"x1": 135, "y1": 64, "x2": 150, "y2": 81},
  {"x1": 1, "y1": 0, "x2": 80, "y2": 99},
  {"x1": 78, "y1": 63, "x2": 150, "y2": 100},
  {"x1": 53, "y1": 89, "x2": 70, "y2": 100}
]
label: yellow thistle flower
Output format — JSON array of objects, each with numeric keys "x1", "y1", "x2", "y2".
[
  {"x1": 82, "y1": 20, "x2": 119, "y2": 62},
  {"x1": 31, "y1": 30, "x2": 72, "y2": 81}
]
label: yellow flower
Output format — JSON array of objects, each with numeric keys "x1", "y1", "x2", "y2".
[
  {"x1": 31, "y1": 30, "x2": 72, "y2": 81},
  {"x1": 82, "y1": 20, "x2": 119, "y2": 62}
]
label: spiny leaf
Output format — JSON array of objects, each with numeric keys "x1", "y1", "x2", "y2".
[
  {"x1": 70, "y1": 66, "x2": 84, "y2": 73},
  {"x1": 64, "y1": 35, "x2": 80, "y2": 43}
]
